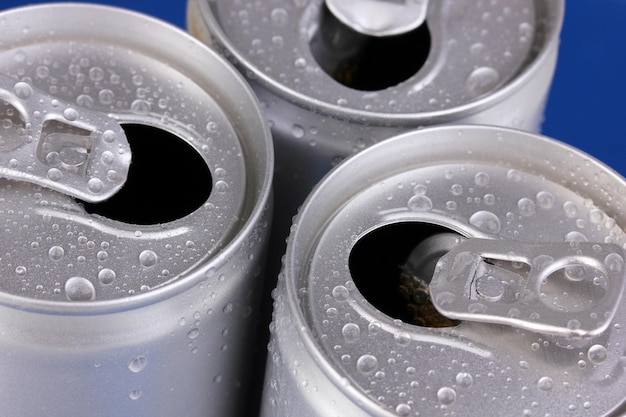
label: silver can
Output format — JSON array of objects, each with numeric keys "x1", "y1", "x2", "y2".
[
  {"x1": 187, "y1": 0, "x2": 564, "y2": 267},
  {"x1": 263, "y1": 125, "x2": 626, "y2": 416},
  {"x1": 0, "y1": 4, "x2": 272, "y2": 417}
]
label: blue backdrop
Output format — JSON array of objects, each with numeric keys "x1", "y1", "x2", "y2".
[{"x1": 1, "y1": 0, "x2": 625, "y2": 177}]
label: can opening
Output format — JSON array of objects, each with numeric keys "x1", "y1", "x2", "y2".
[
  {"x1": 349, "y1": 222, "x2": 461, "y2": 327},
  {"x1": 80, "y1": 124, "x2": 212, "y2": 224},
  {"x1": 309, "y1": 3, "x2": 431, "y2": 91}
]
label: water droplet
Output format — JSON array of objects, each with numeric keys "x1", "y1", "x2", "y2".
[
  {"x1": 47, "y1": 168, "x2": 62, "y2": 181},
  {"x1": 63, "y1": 107, "x2": 78, "y2": 121},
  {"x1": 588, "y1": 208, "x2": 604, "y2": 224},
  {"x1": 563, "y1": 201, "x2": 578, "y2": 218},
  {"x1": 518, "y1": 198, "x2": 536, "y2": 217},
  {"x1": 139, "y1": 250, "x2": 158, "y2": 268},
  {"x1": 48, "y1": 245, "x2": 65, "y2": 261},
  {"x1": 395, "y1": 403, "x2": 411, "y2": 416},
  {"x1": 98, "y1": 268, "x2": 116, "y2": 285},
  {"x1": 129, "y1": 390, "x2": 142, "y2": 400},
  {"x1": 15, "y1": 266, "x2": 27, "y2": 276},
  {"x1": 89, "y1": 66, "x2": 105, "y2": 81},
  {"x1": 507, "y1": 169, "x2": 522, "y2": 182},
  {"x1": 76, "y1": 94, "x2": 94, "y2": 108},
  {"x1": 605, "y1": 253, "x2": 624, "y2": 273},
  {"x1": 469, "y1": 211, "x2": 501, "y2": 234},
  {"x1": 466, "y1": 67, "x2": 500, "y2": 96},
  {"x1": 408, "y1": 195, "x2": 433, "y2": 211},
  {"x1": 292, "y1": 124, "x2": 305, "y2": 138},
  {"x1": 456, "y1": 371, "x2": 473, "y2": 387},
  {"x1": 537, "y1": 376, "x2": 554, "y2": 391},
  {"x1": 128, "y1": 355, "x2": 147, "y2": 373},
  {"x1": 451, "y1": 184, "x2": 463, "y2": 196},
  {"x1": 270, "y1": 8, "x2": 289, "y2": 25},
  {"x1": 215, "y1": 180, "x2": 229, "y2": 192},
  {"x1": 588, "y1": 344, "x2": 608, "y2": 364},
  {"x1": 87, "y1": 178, "x2": 104, "y2": 194},
  {"x1": 437, "y1": 387, "x2": 456, "y2": 405},
  {"x1": 332, "y1": 285, "x2": 349, "y2": 301},
  {"x1": 294, "y1": 58, "x2": 307, "y2": 69},
  {"x1": 13, "y1": 81, "x2": 33, "y2": 99},
  {"x1": 102, "y1": 130, "x2": 116, "y2": 143},
  {"x1": 536, "y1": 191, "x2": 554, "y2": 209},
  {"x1": 188, "y1": 328, "x2": 200, "y2": 340},
  {"x1": 130, "y1": 99, "x2": 151, "y2": 115},
  {"x1": 394, "y1": 332, "x2": 411, "y2": 346},
  {"x1": 356, "y1": 354, "x2": 378, "y2": 374},
  {"x1": 342, "y1": 323, "x2": 360, "y2": 342},
  {"x1": 65, "y1": 277, "x2": 96, "y2": 301},
  {"x1": 474, "y1": 172, "x2": 489, "y2": 186},
  {"x1": 99, "y1": 89, "x2": 114, "y2": 105},
  {"x1": 101, "y1": 151, "x2": 115, "y2": 165}
]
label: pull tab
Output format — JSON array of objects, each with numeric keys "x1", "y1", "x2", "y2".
[
  {"x1": 0, "y1": 73, "x2": 130, "y2": 202},
  {"x1": 325, "y1": 0, "x2": 429, "y2": 37},
  {"x1": 429, "y1": 239, "x2": 626, "y2": 338}
]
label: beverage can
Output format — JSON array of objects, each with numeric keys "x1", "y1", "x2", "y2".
[
  {"x1": 263, "y1": 125, "x2": 626, "y2": 416},
  {"x1": 0, "y1": 4, "x2": 272, "y2": 417}
]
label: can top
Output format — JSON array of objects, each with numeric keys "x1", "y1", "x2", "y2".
[
  {"x1": 0, "y1": 4, "x2": 272, "y2": 312},
  {"x1": 284, "y1": 126, "x2": 626, "y2": 415},
  {"x1": 193, "y1": 0, "x2": 563, "y2": 123}
]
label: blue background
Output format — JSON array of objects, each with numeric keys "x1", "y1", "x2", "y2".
[{"x1": 1, "y1": 0, "x2": 625, "y2": 176}]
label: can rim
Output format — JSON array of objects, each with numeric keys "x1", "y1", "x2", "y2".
[
  {"x1": 281, "y1": 124, "x2": 626, "y2": 416},
  {"x1": 0, "y1": 3, "x2": 273, "y2": 315},
  {"x1": 189, "y1": 0, "x2": 564, "y2": 126}
]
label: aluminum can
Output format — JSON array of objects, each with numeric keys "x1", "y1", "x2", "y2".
[
  {"x1": 0, "y1": 4, "x2": 272, "y2": 417},
  {"x1": 263, "y1": 125, "x2": 626, "y2": 417},
  {"x1": 187, "y1": 0, "x2": 565, "y2": 273}
]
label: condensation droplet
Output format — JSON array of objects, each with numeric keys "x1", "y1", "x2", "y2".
[
  {"x1": 87, "y1": 178, "x2": 104, "y2": 194},
  {"x1": 63, "y1": 108, "x2": 78, "y2": 121},
  {"x1": 342, "y1": 323, "x2": 360, "y2": 342},
  {"x1": 437, "y1": 387, "x2": 456, "y2": 405},
  {"x1": 98, "y1": 268, "x2": 116, "y2": 285},
  {"x1": 474, "y1": 172, "x2": 489, "y2": 186},
  {"x1": 537, "y1": 376, "x2": 554, "y2": 391},
  {"x1": 456, "y1": 371, "x2": 473, "y2": 388},
  {"x1": 128, "y1": 355, "x2": 147, "y2": 373},
  {"x1": 466, "y1": 67, "x2": 500, "y2": 96},
  {"x1": 469, "y1": 211, "x2": 501, "y2": 234},
  {"x1": 518, "y1": 198, "x2": 536, "y2": 217},
  {"x1": 13, "y1": 81, "x2": 33, "y2": 99},
  {"x1": 408, "y1": 195, "x2": 433, "y2": 211},
  {"x1": 292, "y1": 124, "x2": 305, "y2": 138},
  {"x1": 65, "y1": 277, "x2": 96, "y2": 301},
  {"x1": 588, "y1": 344, "x2": 608, "y2": 364},
  {"x1": 536, "y1": 191, "x2": 554, "y2": 209},
  {"x1": 48, "y1": 245, "x2": 65, "y2": 261},
  {"x1": 356, "y1": 354, "x2": 378, "y2": 374},
  {"x1": 395, "y1": 403, "x2": 411, "y2": 416},
  {"x1": 332, "y1": 285, "x2": 349, "y2": 301},
  {"x1": 139, "y1": 250, "x2": 158, "y2": 268}
]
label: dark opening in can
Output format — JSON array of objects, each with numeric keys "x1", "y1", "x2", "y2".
[
  {"x1": 349, "y1": 222, "x2": 461, "y2": 328},
  {"x1": 81, "y1": 124, "x2": 213, "y2": 225},
  {"x1": 309, "y1": 3, "x2": 431, "y2": 91}
]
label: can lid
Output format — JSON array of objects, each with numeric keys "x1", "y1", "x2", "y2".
[
  {"x1": 285, "y1": 126, "x2": 626, "y2": 415},
  {"x1": 0, "y1": 72, "x2": 131, "y2": 202},
  {"x1": 195, "y1": 0, "x2": 563, "y2": 121},
  {"x1": 325, "y1": 0, "x2": 428, "y2": 37},
  {"x1": 0, "y1": 4, "x2": 272, "y2": 311}
]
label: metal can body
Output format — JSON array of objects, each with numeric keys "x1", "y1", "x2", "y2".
[
  {"x1": 187, "y1": 0, "x2": 564, "y2": 258},
  {"x1": 263, "y1": 125, "x2": 626, "y2": 416},
  {"x1": 0, "y1": 4, "x2": 272, "y2": 417}
]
